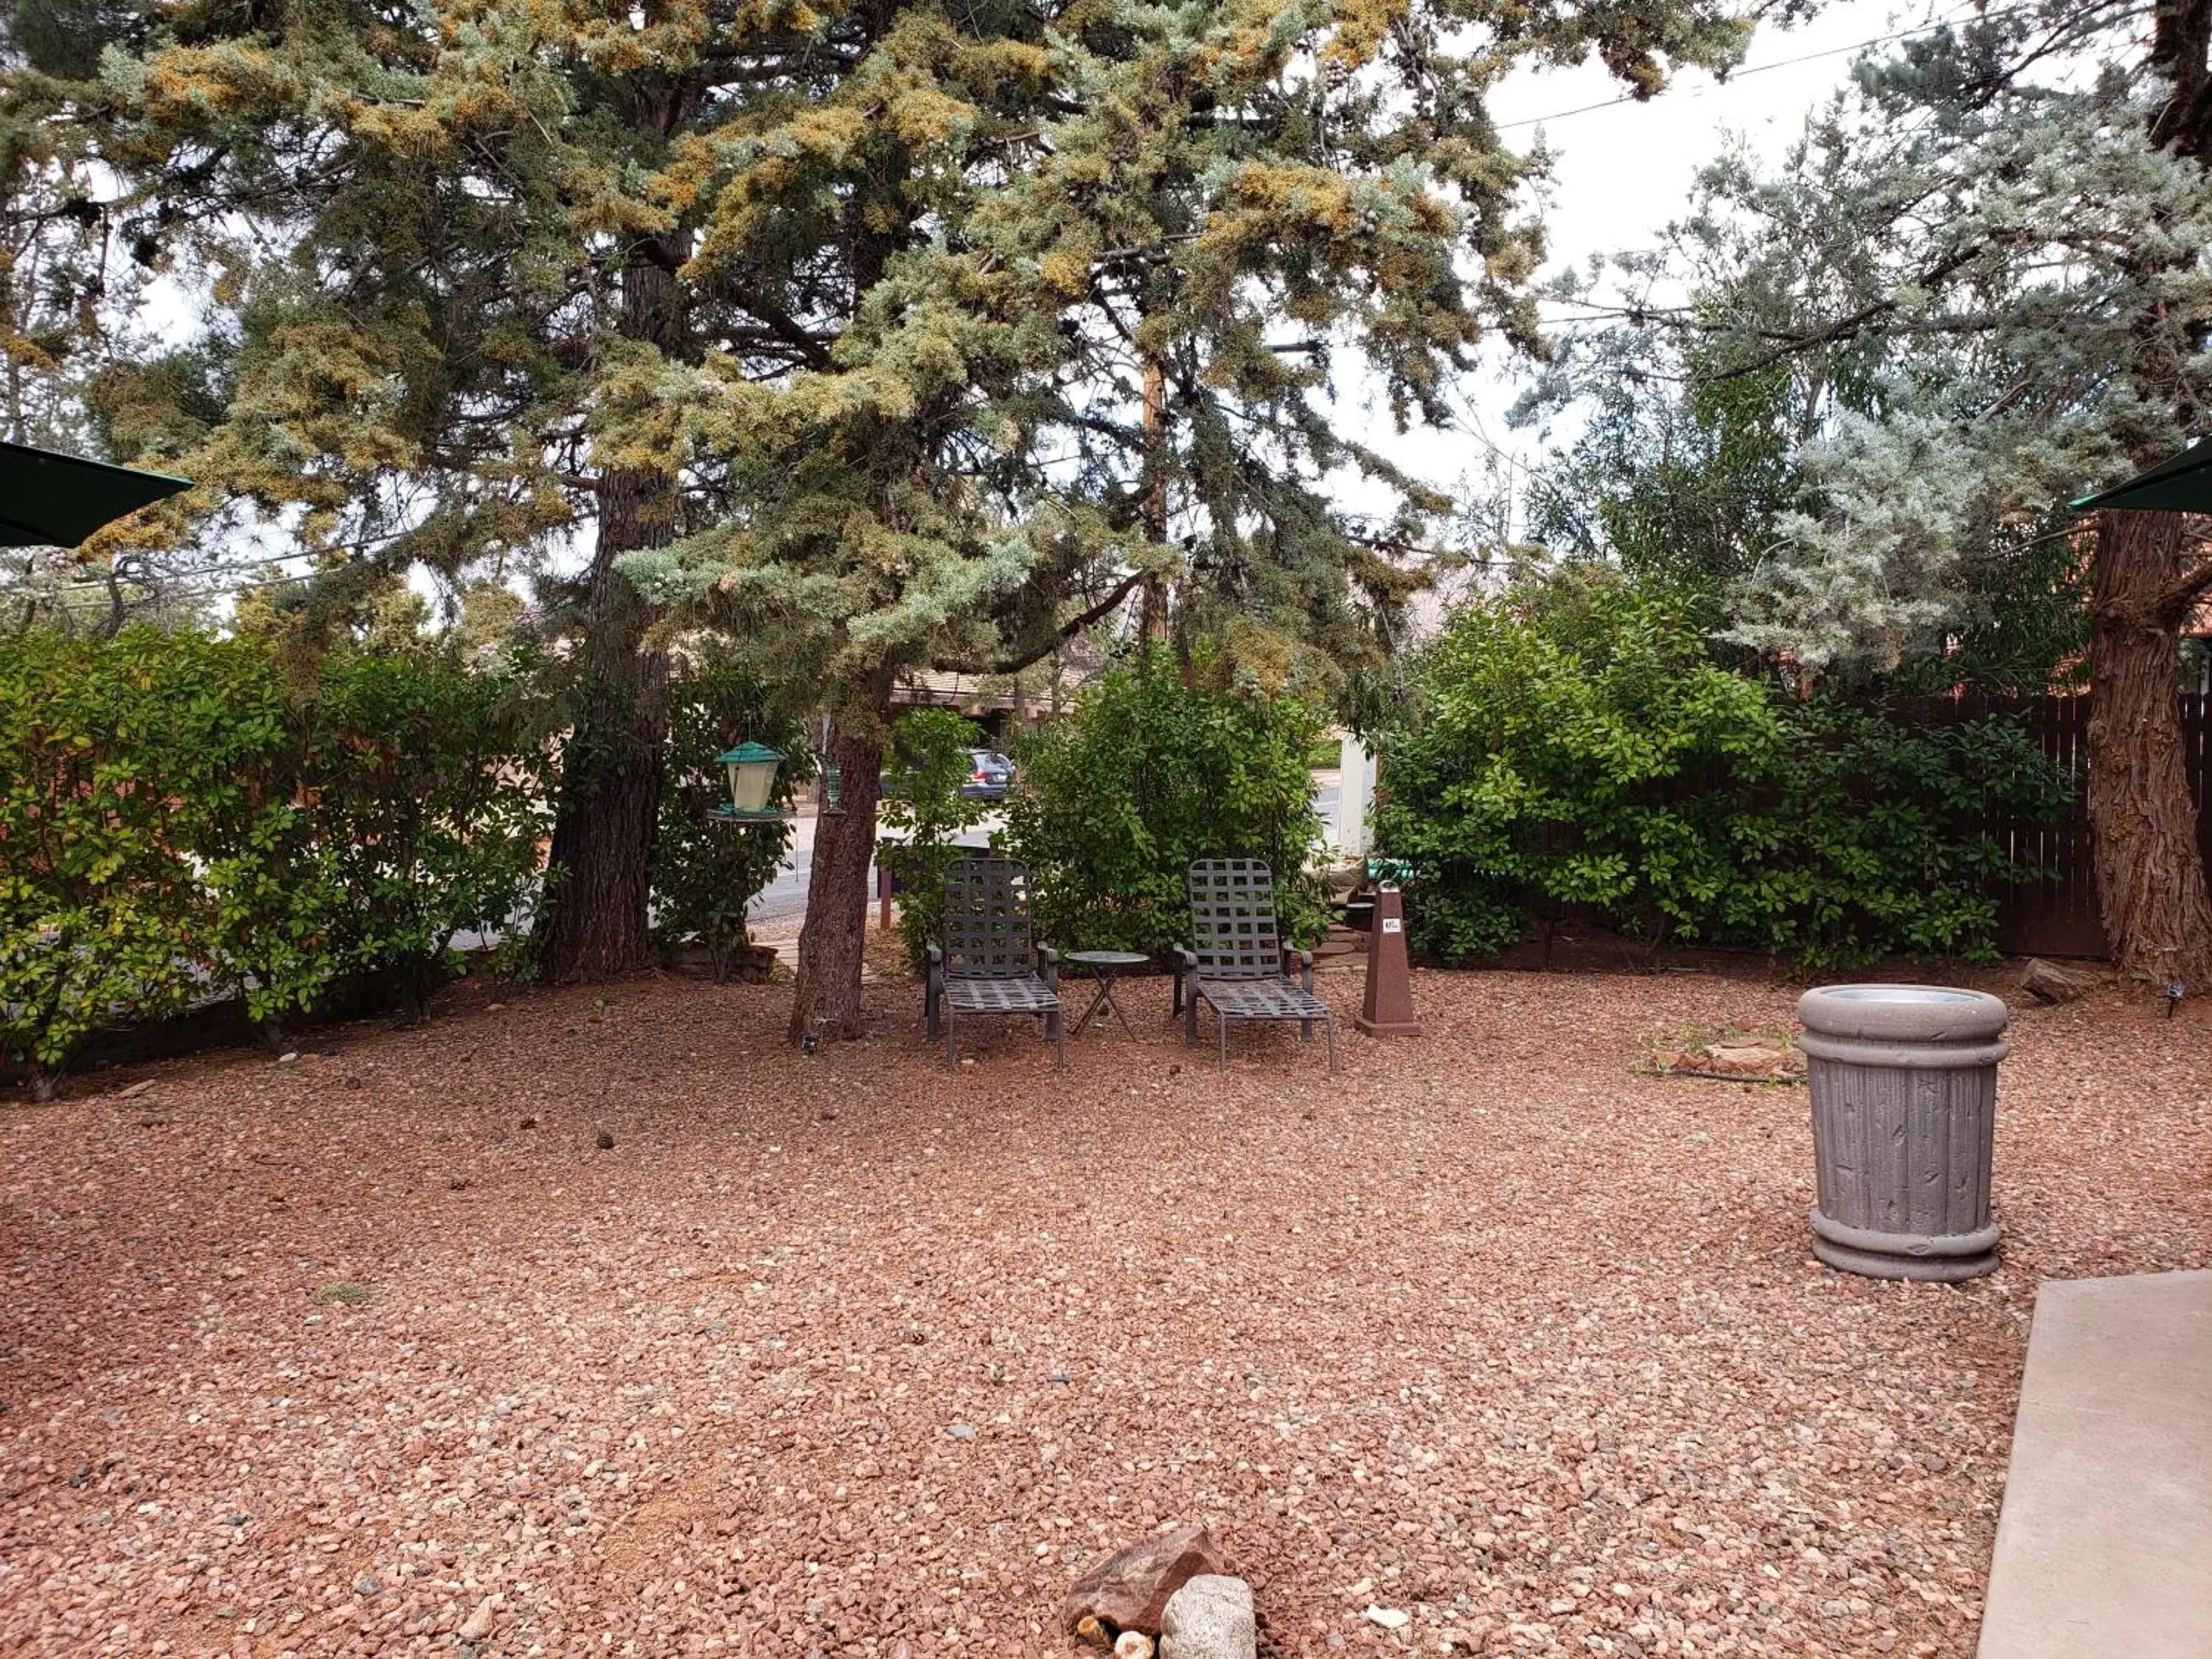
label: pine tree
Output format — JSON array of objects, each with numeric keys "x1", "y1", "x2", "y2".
[{"x1": 4, "y1": 0, "x2": 1751, "y2": 1020}]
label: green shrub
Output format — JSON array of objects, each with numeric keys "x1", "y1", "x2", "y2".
[
  {"x1": 0, "y1": 629, "x2": 309, "y2": 1095},
  {"x1": 650, "y1": 663, "x2": 808, "y2": 978},
  {"x1": 1377, "y1": 571, "x2": 2073, "y2": 967},
  {"x1": 877, "y1": 707, "x2": 990, "y2": 973},
  {"x1": 1742, "y1": 699, "x2": 2076, "y2": 967},
  {"x1": 1000, "y1": 665, "x2": 1326, "y2": 955},
  {"x1": 309, "y1": 649, "x2": 548, "y2": 1017},
  {"x1": 1378, "y1": 574, "x2": 1784, "y2": 962},
  {"x1": 0, "y1": 628, "x2": 549, "y2": 1092}
]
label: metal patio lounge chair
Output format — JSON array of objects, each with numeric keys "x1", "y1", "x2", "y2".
[
  {"x1": 1174, "y1": 858, "x2": 1336, "y2": 1074},
  {"x1": 925, "y1": 856, "x2": 1064, "y2": 1068}
]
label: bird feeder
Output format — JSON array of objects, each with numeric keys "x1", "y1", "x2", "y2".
[{"x1": 712, "y1": 740, "x2": 786, "y2": 823}]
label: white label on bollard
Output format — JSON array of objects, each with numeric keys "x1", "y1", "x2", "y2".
[{"x1": 1381, "y1": 917, "x2": 1402, "y2": 933}]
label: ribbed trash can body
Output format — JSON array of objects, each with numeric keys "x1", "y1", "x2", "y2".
[{"x1": 1797, "y1": 985, "x2": 2009, "y2": 1281}]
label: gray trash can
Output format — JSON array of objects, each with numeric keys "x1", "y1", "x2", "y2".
[{"x1": 1798, "y1": 984, "x2": 2009, "y2": 1281}]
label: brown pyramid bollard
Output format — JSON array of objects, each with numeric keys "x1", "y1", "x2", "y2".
[{"x1": 1354, "y1": 886, "x2": 1422, "y2": 1037}]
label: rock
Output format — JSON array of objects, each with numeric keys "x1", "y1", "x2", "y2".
[
  {"x1": 457, "y1": 1595, "x2": 498, "y2": 1639},
  {"x1": 1159, "y1": 1574, "x2": 1256, "y2": 1659},
  {"x1": 1363, "y1": 1605, "x2": 1411, "y2": 1630},
  {"x1": 2022, "y1": 956, "x2": 2098, "y2": 1004},
  {"x1": 595, "y1": 1130, "x2": 615, "y2": 1150},
  {"x1": 1114, "y1": 1635, "x2": 1156, "y2": 1659},
  {"x1": 1064, "y1": 1524, "x2": 1228, "y2": 1637},
  {"x1": 1702, "y1": 1042, "x2": 1794, "y2": 1075},
  {"x1": 946, "y1": 1422, "x2": 975, "y2": 1441},
  {"x1": 1074, "y1": 1614, "x2": 1113, "y2": 1649}
]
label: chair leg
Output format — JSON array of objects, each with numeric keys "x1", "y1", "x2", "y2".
[
  {"x1": 1184, "y1": 992, "x2": 1198, "y2": 1047},
  {"x1": 945, "y1": 1010, "x2": 958, "y2": 1070},
  {"x1": 1051, "y1": 1006, "x2": 1064, "y2": 1071}
]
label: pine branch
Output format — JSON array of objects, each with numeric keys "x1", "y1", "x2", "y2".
[{"x1": 948, "y1": 569, "x2": 1145, "y2": 675}]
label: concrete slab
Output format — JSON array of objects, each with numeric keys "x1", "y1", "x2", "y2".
[{"x1": 1978, "y1": 1270, "x2": 2212, "y2": 1659}]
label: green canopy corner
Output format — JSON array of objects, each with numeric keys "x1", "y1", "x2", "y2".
[
  {"x1": 1, "y1": 439, "x2": 192, "y2": 549},
  {"x1": 2071, "y1": 439, "x2": 2212, "y2": 515}
]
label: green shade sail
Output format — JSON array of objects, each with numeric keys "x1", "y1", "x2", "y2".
[
  {"x1": 0, "y1": 439, "x2": 192, "y2": 548},
  {"x1": 2071, "y1": 439, "x2": 2212, "y2": 513}
]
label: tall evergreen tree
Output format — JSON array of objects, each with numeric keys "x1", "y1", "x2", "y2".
[{"x1": 3, "y1": 0, "x2": 1751, "y2": 1023}]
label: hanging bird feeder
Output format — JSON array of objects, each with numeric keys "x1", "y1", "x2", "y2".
[{"x1": 711, "y1": 741, "x2": 789, "y2": 824}]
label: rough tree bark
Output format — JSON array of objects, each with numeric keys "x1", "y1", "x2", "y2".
[
  {"x1": 536, "y1": 232, "x2": 684, "y2": 982},
  {"x1": 787, "y1": 715, "x2": 888, "y2": 1042},
  {"x1": 2086, "y1": 509, "x2": 2212, "y2": 987},
  {"x1": 2082, "y1": 3, "x2": 2212, "y2": 989}
]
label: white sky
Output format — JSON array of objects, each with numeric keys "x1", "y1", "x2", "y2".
[{"x1": 1366, "y1": 0, "x2": 1941, "y2": 504}]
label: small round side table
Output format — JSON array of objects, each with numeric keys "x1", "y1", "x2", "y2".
[{"x1": 1063, "y1": 950, "x2": 1152, "y2": 1037}]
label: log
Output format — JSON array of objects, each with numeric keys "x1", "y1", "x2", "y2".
[{"x1": 2021, "y1": 957, "x2": 2099, "y2": 1004}]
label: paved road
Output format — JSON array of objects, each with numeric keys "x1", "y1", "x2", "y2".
[{"x1": 747, "y1": 809, "x2": 1004, "y2": 928}]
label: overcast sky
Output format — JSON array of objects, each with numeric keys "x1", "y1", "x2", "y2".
[{"x1": 1366, "y1": 0, "x2": 1938, "y2": 507}]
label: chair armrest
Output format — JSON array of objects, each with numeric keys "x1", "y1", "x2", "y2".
[
  {"x1": 1172, "y1": 944, "x2": 1197, "y2": 974},
  {"x1": 1035, "y1": 945, "x2": 1058, "y2": 990},
  {"x1": 1283, "y1": 945, "x2": 1315, "y2": 992},
  {"x1": 926, "y1": 941, "x2": 944, "y2": 967}
]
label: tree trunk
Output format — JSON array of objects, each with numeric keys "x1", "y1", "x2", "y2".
[
  {"x1": 536, "y1": 512, "x2": 669, "y2": 981},
  {"x1": 787, "y1": 718, "x2": 886, "y2": 1043},
  {"x1": 2086, "y1": 509, "x2": 2212, "y2": 987},
  {"x1": 535, "y1": 234, "x2": 683, "y2": 984}
]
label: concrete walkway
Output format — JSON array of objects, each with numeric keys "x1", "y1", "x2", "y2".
[{"x1": 1977, "y1": 1269, "x2": 2212, "y2": 1659}]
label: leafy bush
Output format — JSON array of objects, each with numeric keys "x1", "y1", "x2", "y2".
[
  {"x1": 1000, "y1": 666, "x2": 1326, "y2": 955},
  {"x1": 1744, "y1": 699, "x2": 2077, "y2": 966},
  {"x1": 650, "y1": 663, "x2": 808, "y2": 978},
  {"x1": 0, "y1": 629, "x2": 284, "y2": 1096},
  {"x1": 309, "y1": 650, "x2": 547, "y2": 1017},
  {"x1": 1379, "y1": 574, "x2": 1784, "y2": 961},
  {"x1": 1377, "y1": 573, "x2": 2071, "y2": 967},
  {"x1": 877, "y1": 707, "x2": 990, "y2": 973},
  {"x1": 0, "y1": 628, "x2": 549, "y2": 1093}
]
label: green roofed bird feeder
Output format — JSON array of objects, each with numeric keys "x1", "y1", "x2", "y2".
[{"x1": 712, "y1": 741, "x2": 787, "y2": 824}]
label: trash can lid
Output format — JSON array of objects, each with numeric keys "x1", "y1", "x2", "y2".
[{"x1": 1798, "y1": 984, "x2": 2009, "y2": 1043}]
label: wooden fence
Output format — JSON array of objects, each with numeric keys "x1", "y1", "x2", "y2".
[{"x1": 1969, "y1": 693, "x2": 2212, "y2": 959}]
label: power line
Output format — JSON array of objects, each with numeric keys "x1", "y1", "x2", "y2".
[{"x1": 1493, "y1": 1, "x2": 2055, "y2": 133}]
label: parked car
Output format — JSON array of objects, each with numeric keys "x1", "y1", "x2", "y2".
[{"x1": 961, "y1": 748, "x2": 1015, "y2": 800}]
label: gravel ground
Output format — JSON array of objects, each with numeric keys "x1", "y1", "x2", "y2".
[{"x1": 2, "y1": 966, "x2": 2206, "y2": 1659}]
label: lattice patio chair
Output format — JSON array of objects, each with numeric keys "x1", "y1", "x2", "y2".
[
  {"x1": 1173, "y1": 858, "x2": 1336, "y2": 1074},
  {"x1": 925, "y1": 856, "x2": 1065, "y2": 1069}
]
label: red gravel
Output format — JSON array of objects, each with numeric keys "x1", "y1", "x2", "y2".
[{"x1": 1, "y1": 967, "x2": 2205, "y2": 1658}]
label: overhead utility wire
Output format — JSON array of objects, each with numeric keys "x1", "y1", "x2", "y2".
[{"x1": 1493, "y1": 1, "x2": 2057, "y2": 131}]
